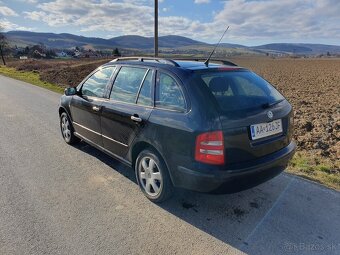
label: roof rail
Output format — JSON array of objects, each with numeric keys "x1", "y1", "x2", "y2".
[
  {"x1": 111, "y1": 57, "x2": 180, "y2": 67},
  {"x1": 175, "y1": 58, "x2": 238, "y2": 66}
]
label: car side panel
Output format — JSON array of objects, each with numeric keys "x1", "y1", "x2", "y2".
[
  {"x1": 101, "y1": 101, "x2": 153, "y2": 158},
  {"x1": 59, "y1": 95, "x2": 72, "y2": 120},
  {"x1": 70, "y1": 95, "x2": 104, "y2": 146}
]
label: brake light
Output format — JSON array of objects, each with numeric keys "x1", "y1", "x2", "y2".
[{"x1": 195, "y1": 131, "x2": 225, "y2": 165}]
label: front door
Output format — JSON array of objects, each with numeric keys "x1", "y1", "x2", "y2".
[{"x1": 70, "y1": 66, "x2": 116, "y2": 146}]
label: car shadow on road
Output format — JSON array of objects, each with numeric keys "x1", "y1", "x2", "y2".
[
  {"x1": 159, "y1": 175, "x2": 291, "y2": 250},
  {"x1": 73, "y1": 141, "x2": 137, "y2": 184},
  {"x1": 72, "y1": 141, "x2": 292, "y2": 252}
]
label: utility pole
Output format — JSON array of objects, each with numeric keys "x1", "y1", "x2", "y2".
[{"x1": 154, "y1": 0, "x2": 158, "y2": 57}]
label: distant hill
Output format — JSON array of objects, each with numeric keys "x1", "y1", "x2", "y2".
[
  {"x1": 252, "y1": 43, "x2": 340, "y2": 54},
  {"x1": 5, "y1": 31, "x2": 112, "y2": 49},
  {"x1": 5, "y1": 31, "x2": 340, "y2": 55},
  {"x1": 107, "y1": 35, "x2": 206, "y2": 49},
  {"x1": 5, "y1": 31, "x2": 206, "y2": 50},
  {"x1": 220, "y1": 43, "x2": 249, "y2": 49}
]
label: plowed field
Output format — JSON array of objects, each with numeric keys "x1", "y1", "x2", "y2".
[{"x1": 230, "y1": 57, "x2": 340, "y2": 163}]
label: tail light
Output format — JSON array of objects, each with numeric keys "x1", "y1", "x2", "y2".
[{"x1": 195, "y1": 131, "x2": 225, "y2": 165}]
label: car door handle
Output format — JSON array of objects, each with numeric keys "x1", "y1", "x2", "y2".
[
  {"x1": 92, "y1": 106, "x2": 101, "y2": 112},
  {"x1": 131, "y1": 115, "x2": 142, "y2": 123}
]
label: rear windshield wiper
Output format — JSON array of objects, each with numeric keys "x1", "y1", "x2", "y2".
[{"x1": 262, "y1": 99, "x2": 285, "y2": 109}]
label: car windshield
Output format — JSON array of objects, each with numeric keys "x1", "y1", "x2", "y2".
[{"x1": 195, "y1": 70, "x2": 284, "y2": 113}]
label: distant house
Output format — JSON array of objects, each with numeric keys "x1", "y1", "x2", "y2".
[
  {"x1": 56, "y1": 51, "x2": 69, "y2": 58},
  {"x1": 73, "y1": 50, "x2": 82, "y2": 58},
  {"x1": 19, "y1": 56, "x2": 28, "y2": 60}
]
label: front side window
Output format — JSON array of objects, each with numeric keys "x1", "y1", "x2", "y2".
[
  {"x1": 110, "y1": 67, "x2": 147, "y2": 103},
  {"x1": 155, "y1": 72, "x2": 186, "y2": 111},
  {"x1": 81, "y1": 67, "x2": 115, "y2": 98}
]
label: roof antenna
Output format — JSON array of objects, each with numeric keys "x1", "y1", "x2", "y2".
[{"x1": 204, "y1": 26, "x2": 229, "y2": 67}]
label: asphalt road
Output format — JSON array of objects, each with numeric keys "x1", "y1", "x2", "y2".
[{"x1": 0, "y1": 75, "x2": 339, "y2": 255}]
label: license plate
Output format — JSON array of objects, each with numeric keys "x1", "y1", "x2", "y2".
[{"x1": 250, "y1": 119, "x2": 283, "y2": 140}]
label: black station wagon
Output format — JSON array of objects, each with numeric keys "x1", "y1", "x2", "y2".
[{"x1": 59, "y1": 57, "x2": 296, "y2": 202}]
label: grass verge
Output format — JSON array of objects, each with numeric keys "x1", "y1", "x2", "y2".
[
  {"x1": 0, "y1": 65, "x2": 64, "y2": 94},
  {"x1": 287, "y1": 151, "x2": 340, "y2": 191}
]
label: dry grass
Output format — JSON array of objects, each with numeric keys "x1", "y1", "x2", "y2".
[
  {"x1": 287, "y1": 151, "x2": 340, "y2": 190},
  {"x1": 0, "y1": 65, "x2": 64, "y2": 93}
]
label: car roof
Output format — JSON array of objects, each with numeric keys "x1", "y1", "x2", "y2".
[
  {"x1": 174, "y1": 60, "x2": 241, "y2": 70},
  {"x1": 103, "y1": 57, "x2": 243, "y2": 72},
  {"x1": 175, "y1": 61, "x2": 225, "y2": 69}
]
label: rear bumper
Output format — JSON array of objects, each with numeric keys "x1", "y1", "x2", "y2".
[{"x1": 173, "y1": 141, "x2": 296, "y2": 193}]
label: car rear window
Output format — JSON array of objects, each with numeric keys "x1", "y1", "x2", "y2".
[{"x1": 197, "y1": 70, "x2": 284, "y2": 113}]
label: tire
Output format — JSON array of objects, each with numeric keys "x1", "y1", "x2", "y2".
[
  {"x1": 60, "y1": 112, "x2": 80, "y2": 145},
  {"x1": 135, "y1": 149, "x2": 174, "y2": 203}
]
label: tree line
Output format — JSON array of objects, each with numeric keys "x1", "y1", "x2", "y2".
[{"x1": 0, "y1": 26, "x2": 7, "y2": 65}]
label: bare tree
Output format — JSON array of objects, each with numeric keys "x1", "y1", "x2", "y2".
[{"x1": 0, "y1": 26, "x2": 7, "y2": 65}]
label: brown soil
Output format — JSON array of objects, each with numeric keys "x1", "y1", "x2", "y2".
[
  {"x1": 8, "y1": 58, "x2": 110, "y2": 88},
  {"x1": 7, "y1": 57, "x2": 340, "y2": 162}
]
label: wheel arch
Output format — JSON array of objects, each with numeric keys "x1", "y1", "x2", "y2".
[
  {"x1": 59, "y1": 106, "x2": 73, "y2": 122},
  {"x1": 58, "y1": 106, "x2": 66, "y2": 116},
  {"x1": 130, "y1": 141, "x2": 175, "y2": 185}
]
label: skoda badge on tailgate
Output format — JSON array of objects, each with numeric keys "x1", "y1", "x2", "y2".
[{"x1": 267, "y1": 111, "x2": 274, "y2": 119}]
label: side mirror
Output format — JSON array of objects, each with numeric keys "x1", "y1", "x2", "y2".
[{"x1": 64, "y1": 87, "x2": 77, "y2": 96}]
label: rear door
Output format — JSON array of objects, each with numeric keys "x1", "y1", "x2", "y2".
[
  {"x1": 70, "y1": 66, "x2": 116, "y2": 146},
  {"x1": 101, "y1": 66, "x2": 154, "y2": 157},
  {"x1": 198, "y1": 69, "x2": 293, "y2": 165}
]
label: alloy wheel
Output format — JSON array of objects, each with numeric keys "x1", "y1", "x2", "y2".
[
  {"x1": 61, "y1": 115, "x2": 71, "y2": 142},
  {"x1": 138, "y1": 157, "x2": 163, "y2": 197}
]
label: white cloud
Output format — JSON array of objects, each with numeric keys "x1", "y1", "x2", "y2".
[
  {"x1": 194, "y1": 0, "x2": 210, "y2": 4},
  {"x1": 25, "y1": 0, "x2": 155, "y2": 33},
  {"x1": 15, "y1": 0, "x2": 42, "y2": 3},
  {"x1": 0, "y1": 6, "x2": 18, "y2": 16},
  {"x1": 24, "y1": 11, "x2": 46, "y2": 21},
  {"x1": 20, "y1": 0, "x2": 38, "y2": 3},
  {"x1": 22, "y1": 0, "x2": 340, "y2": 43},
  {"x1": 210, "y1": 0, "x2": 340, "y2": 42},
  {"x1": 0, "y1": 18, "x2": 35, "y2": 31}
]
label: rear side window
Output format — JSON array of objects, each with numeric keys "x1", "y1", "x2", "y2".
[
  {"x1": 199, "y1": 70, "x2": 284, "y2": 112},
  {"x1": 110, "y1": 67, "x2": 147, "y2": 103},
  {"x1": 137, "y1": 70, "x2": 153, "y2": 106},
  {"x1": 81, "y1": 67, "x2": 115, "y2": 97},
  {"x1": 155, "y1": 72, "x2": 186, "y2": 111}
]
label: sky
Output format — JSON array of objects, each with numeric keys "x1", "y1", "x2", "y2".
[{"x1": 0, "y1": 0, "x2": 339, "y2": 46}]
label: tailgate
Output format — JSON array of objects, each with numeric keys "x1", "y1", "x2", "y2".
[{"x1": 220, "y1": 100, "x2": 293, "y2": 165}]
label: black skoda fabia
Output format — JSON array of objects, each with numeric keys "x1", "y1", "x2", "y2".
[{"x1": 59, "y1": 57, "x2": 296, "y2": 202}]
